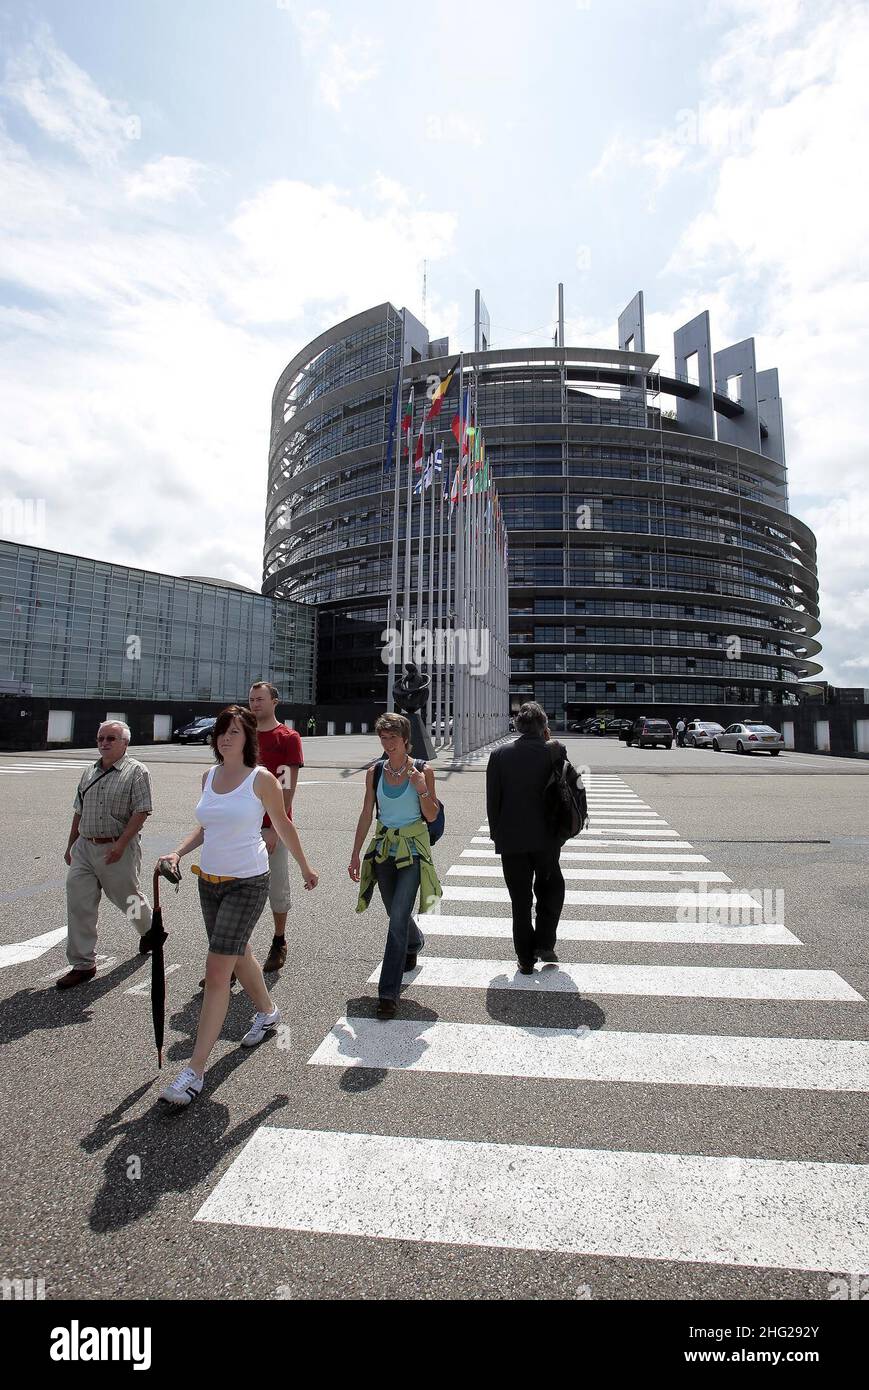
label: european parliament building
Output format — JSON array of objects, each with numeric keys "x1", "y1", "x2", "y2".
[{"x1": 263, "y1": 294, "x2": 821, "y2": 729}]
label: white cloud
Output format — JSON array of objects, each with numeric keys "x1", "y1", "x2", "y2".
[
  {"x1": 282, "y1": 3, "x2": 381, "y2": 111},
  {"x1": 606, "y1": 0, "x2": 869, "y2": 687},
  {"x1": 2, "y1": 23, "x2": 137, "y2": 166},
  {"x1": 223, "y1": 179, "x2": 457, "y2": 327},
  {"x1": 125, "y1": 156, "x2": 208, "y2": 203},
  {"x1": 0, "y1": 31, "x2": 457, "y2": 593}
]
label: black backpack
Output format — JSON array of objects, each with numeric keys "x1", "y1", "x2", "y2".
[
  {"x1": 542, "y1": 743, "x2": 589, "y2": 846},
  {"x1": 372, "y1": 756, "x2": 445, "y2": 845}
]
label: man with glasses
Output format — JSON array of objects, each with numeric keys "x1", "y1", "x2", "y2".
[{"x1": 58, "y1": 721, "x2": 154, "y2": 989}]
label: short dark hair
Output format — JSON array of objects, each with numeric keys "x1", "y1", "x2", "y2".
[
  {"x1": 250, "y1": 681, "x2": 279, "y2": 701},
  {"x1": 375, "y1": 712, "x2": 411, "y2": 747},
  {"x1": 516, "y1": 701, "x2": 548, "y2": 735},
  {"x1": 212, "y1": 705, "x2": 259, "y2": 766}
]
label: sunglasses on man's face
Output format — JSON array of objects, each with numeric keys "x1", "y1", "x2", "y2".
[{"x1": 97, "y1": 736, "x2": 118, "y2": 743}]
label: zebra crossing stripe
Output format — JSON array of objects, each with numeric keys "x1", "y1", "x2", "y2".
[
  {"x1": 374, "y1": 957, "x2": 862, "y2": 1000},
  {"x1": 442, "y1": 886, "x2": 767, "y2": 908},
  {"x1": 310, "y1": 1017, "x2": 869, "y2": 1091},
  {"x1": 471, "y1": 837, "x2": 697, "y2": 850},
  {"x1": 415, "y1": 915, "x2": 801, "y2": 945},
  {"x1": 192, "y1": 1126, "x2": 869, "y2": 1272},
  {"x1": 581, "y1": 828, "x2": 680, "y2": 837},
  {"x1": 460, "y1": 849, "x2": 711, "y2": 863},
  {"x1": 446, "y1": 865, "x2": 731, "y2": 884},
  {"x1": 0, "y1": 926, "x2": 68, "y2": 968},
  {"x1": 477, "y1": 826, "x2": 682, "y2": 837}
]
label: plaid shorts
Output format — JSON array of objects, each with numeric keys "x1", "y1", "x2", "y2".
[{"x1": 198, "y1": 872, "x2": 270, "y2": 955}]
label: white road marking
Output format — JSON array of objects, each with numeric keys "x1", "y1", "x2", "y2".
[
  {"x1": 477, "y1": 826, "x2": 682, "y2": 838},
  {"x1": 470, "y1": 836, "x2": 698, "y2": 851},
  {"x1": 0, "y1": 926, "x2": 68, "y2": 968},
  {"x1": 368, "y1": 957, "x2": 862, "y2": 1001},
  {"x1": 311, "y1": 1017, "x2": 869, "y2": 1091},
  {"x1": 446, "y1": 865, "x2": 731, "y2": 884},
  {"x1": 193, "y1": 1126, "x2": 869, "y2": 1273},
  {"x1": 416, "y1": 915, "x2": 801, "y2": 945},
  {"x1": 461, "y1": 849, "x2": 710, "y2": 863},
  {"x1": 124, "y1": 963, "x2": 183, "y2": 997},
  {"x1": 442, "y1": 886, "x2": 767, "y2": 909},
  {"x1": 0, "y1": 761, "x2": 94, "y2": 771},
  {"x1": 39, "y1": 953, "x2": 118, "y2": 982}
]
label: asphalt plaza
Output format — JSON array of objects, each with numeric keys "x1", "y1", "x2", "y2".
[{"x1": 0, "y1": 736, "x2": 867, "y2": 1301}]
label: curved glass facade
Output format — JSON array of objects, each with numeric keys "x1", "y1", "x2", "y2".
[{"x1": 264, "y1": 303, "x2": 821, "y2": 722}]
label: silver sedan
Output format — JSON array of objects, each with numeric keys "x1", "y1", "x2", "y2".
[
  {"x1": 712, "y1": 722, "x2": 785, "y2": 755},
  {"x1": 685, "y1": 720, "x2": 724, "y2": 748}
]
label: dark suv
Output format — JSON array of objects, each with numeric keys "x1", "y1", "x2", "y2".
[{"x1": 626, "y1": 717, "x2": 674, "y2": 749}]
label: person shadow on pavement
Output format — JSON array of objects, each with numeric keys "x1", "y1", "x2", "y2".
[
  {"x1": 485, "y1": 965, "x2": 606, "y2": 1036},
  {"x1": 82, "y1": 1066, "x2": 289, "y2": 1233},
  {"x1": 0, "y1": 955, "x2": 145, "y2": 1046},
  {"x1": 333, "y1": 994, "x2": 439, "y2": 1093},
  {"x1": 162, "y1": 987, "x2": 277, "y2": 1065}
]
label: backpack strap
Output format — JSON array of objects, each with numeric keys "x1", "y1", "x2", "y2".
[{"x1": 371, "y1": 755, "x2": 388, "y2": 798}]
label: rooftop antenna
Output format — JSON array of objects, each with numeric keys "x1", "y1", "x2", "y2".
[{"x1": 422, "y1": 258, "x2": 427, "y2": 326}]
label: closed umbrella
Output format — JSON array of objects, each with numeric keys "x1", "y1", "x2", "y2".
[{"x1": 146, "y1": 863, "x2": 173, "y2": 1068}]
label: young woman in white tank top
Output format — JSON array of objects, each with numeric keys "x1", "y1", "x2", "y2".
[{"x1": 157, "y1": 705, "x2": 318, "y2": 1106}]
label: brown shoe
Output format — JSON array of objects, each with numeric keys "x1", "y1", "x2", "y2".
[
  {"x1": 262, "y1": 938, "x2": 287, "y2": 973},
  {"x1": 56, "y1": 967, "x2": 97, "y2": 990}
]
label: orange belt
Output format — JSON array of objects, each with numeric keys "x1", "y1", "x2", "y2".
[{"x1": 191, "y1": 864, "x2": 236, "y2": 884}]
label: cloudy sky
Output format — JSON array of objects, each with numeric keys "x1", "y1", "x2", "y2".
[{"x1": 1, "y1": 0, "x2": 867, "y2": 683}]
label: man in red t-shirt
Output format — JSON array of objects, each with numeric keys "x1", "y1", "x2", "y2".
[{"x1": 249, "y1": 681, "x2": 305, "y2": 972}]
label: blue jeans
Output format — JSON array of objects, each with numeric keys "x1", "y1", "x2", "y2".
[{"x1": 374, "y1": 855, "x2": 425, "y2": 1001}]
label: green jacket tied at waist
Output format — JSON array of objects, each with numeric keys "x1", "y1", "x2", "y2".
[{"x1": 356, "y1": 818, "x2": 442, "y2": 916}]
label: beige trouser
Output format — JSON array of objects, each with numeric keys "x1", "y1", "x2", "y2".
[
  {"x1": 65, "y1": 836, "x2": 153, "y2": 969},
  {"x1": 267, "y1": 839, "x2": 292, "y2": 914}
]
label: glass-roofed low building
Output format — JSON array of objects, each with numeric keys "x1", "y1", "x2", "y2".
[{"x1": 0, "y1": 540, "x2": 315, "y2": 749}]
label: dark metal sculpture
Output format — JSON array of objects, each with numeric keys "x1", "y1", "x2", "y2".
[
  {"x1": 393, "y1": 662, "x2": 430, "y2": 715},
  {"x1": 393, "y1": 663, "x2": 434, "y2": 759}
]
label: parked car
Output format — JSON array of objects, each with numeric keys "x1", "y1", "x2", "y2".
[
  {"x1": 712, "y1": 722, "x2": 784, "y2": 755},
  {"x1": 615, "y1": 719, "x2": 634, "y2": 741},
  {"x1": 684, "y1": 719, "x2": 725, "y2": 749},
  {"x1": 175, "y1": 716, "x2": 217, "y2": 744},
  {"x1": 626, "y1": 717, "x2": 674, "y2": 749}
]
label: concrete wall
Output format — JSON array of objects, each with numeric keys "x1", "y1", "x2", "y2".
[{"x1": 0, "y1": 696, "x2": 386, "y2": 752}]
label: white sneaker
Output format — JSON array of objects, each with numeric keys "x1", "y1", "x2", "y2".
[
  {"x1": 241, "y1": 1006, "x2": 281, "y2": 1047},
  {"x1": 160, "y1": 1066, "x2": 203, "y2": 1106}
]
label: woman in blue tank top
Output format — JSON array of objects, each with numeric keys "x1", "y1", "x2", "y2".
[{"x1": 348, "y1": 713, "x2": 441, "y2": 1019}]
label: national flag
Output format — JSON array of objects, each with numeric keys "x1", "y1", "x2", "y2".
[
  {"x1": 402, "y1": 387, "x2": 414, "y2": 455},
  {"x1": 415, "y1": 454, "x2": 433, "y2": 495},
  {"x1": 425, "y1": 358, "x2": 459, "y2": 423},
  {"x1": 451, "y1": 387, "x2": 470, "y2": 453},
  {"x1": 449, "y1": 463, "x2": 468, "y2": 511},
  {"x1": 434, "y1": 444, "x2": 444, "y2": 473},
  {"x1": 414, "y1": 423, "x2": 425, "y2": 469},
  {"x1": 401, "y1": 388, "x2": 413, "y2": 434}
]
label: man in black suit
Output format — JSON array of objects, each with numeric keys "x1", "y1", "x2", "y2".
[{"x1": 486, "y1": 701, "x2": 566, "y2": 974}]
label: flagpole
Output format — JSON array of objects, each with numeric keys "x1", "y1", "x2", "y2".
[
  {"x1": 471, "y1": 369, "x2": 480, "y2": 751},
  {"x1": 386, "y1": 310, "x2": 405, "y2": 712},
  {"x1": 434, "y1": 445, "x2": 445, "y2": 747},
  {"x1": 415, "y1": 435, "x2": 424, "y2": 638},
  {"x1": 454, "y1": 355, "x2": 465, "y2": 759},
  {"x1": 444, "y1": 450, "x2": 454, "y2": 748},
  {"x1": 426, "y1": 448, "x2": 436, "y2": 737},
  {"x1": 402, "y1": 384, "x2": 415, "y2": 670}
]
